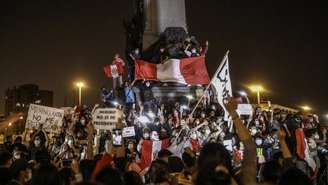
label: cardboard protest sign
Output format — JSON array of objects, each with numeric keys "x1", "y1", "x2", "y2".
[
  {"x1": 236, "y1": 104, "x2": 253, "y2": 115},
  {"x1": 122, "y1": 127, "x2": 136, "y2": 138},
  {"x1": 26, "y1": 104, "x2": 64, "y2": 133},
  {"x1": 92, "y1": 108, "x2": 120, "y2": 130}
]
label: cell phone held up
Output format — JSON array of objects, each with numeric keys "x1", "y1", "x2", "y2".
[{"x1": 112, "y1": 129, "x2": 123, "y2": 147}]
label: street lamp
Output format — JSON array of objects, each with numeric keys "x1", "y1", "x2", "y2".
[
  {"x1": 301, "y1": 105, "x2": 311, "y2": 112},
  {"x1": 249, "y1": 85, "x2": 264, "y2": 105},
  {"x1": 75, "y1": 82, "x2": 85, "y2": 105}
]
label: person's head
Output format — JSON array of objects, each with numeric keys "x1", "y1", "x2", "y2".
[
  {"x1": 79, "y1": 159, "x2": 96, "y2": 181},
  {"x1": 191, "y1": 47, "x2": 197, "y2": 53},
  {"x1": 148, "y1": 160, "x2": 170, "y2": 184},
  {"x1": 278, "y1": 167, "x2": 312, "y2": 185},
  {"x1": 34, "y1": 136, "x2": 42, "y2": 147},
  {"x1": 143, "y1": 128, "x2": 151, "y2": 140},
  {"x1": 157, "y1": 149, "x2": 172, "y2": 163},
  {"x1": 0, "y1": 151, "x2": 12, "y2": 168},
  {"x1": 14, "y1": 136, "x2": 23, "y2": 144},
  {"x1": 127, "y1": 140, "x2": 136, "y2": 152},
  {"x1": 151, "y1": 131, "x2": 159, "y2": 141},
  {"x1": 10, "y1": 159, "x2": 32, "y2": 183},
  {"x1": 134, "y1": 48, "x2": 140, "y2": 55},
  {"x1": 168, "y1": 156, "x2": 184, "y2": 173},
  {"x1": 114, "y1": 53, "x2": 120, "y2": 59},
  {"x1": 261, "y1": 160, "x2": 282, "y2": 184},
  {"x1": 196, "y1": 143, "x2": 233, "y2": 185},
  {"x1": 31, "y1": 164, "x2": 63, "y2": 185},
  {"x1": 145, "y1": 81, "x2": 151, "y2": 87},
  {"x1": 95, "y1": 167, "x2": 124, "y2": 185},
  {"x1": 182, "y1": 152, "x2": 196, "y2": 169},
  {"x1": 6, "y1": 136, "x2": 12, "y2": 143},
  {"x1": 124, "y1": 171, "x2": 143, "y2": 185}
]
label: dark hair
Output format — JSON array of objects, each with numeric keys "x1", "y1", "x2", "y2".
[
  {"x1": 31, "y1": 164, "x2": 63, "y2": 185},
  {"x1": 196, "y1": 168, "x2": 232, "y2": 185},
  {"x1": 14, "y1": 136, "x2": 23, "y2": 143},
  {"x1": 182, "y1": 152, "x2": 196, "y2": 168},
  {"x1": 0, "y1": 151, "x2": 12, "y2": 165},
  {"x1": 124, "y1": 171, "x2": 144, "y2": 185},
  {"x1": 157, "y1": 149, "x2": 172, "y2": 159},
  {"x1": 114, "y1": 157, "x2": 127, "y2": 174},
  {"x1": 35, "y1": 149, "x2": 51, "y2": 164},
  {"x1": 197, "y1": 143, "x2": 232, "y2": 173},
  {"x1": 262, "y1": 160, "x2": 282, "y2": 183},
  {"x1": 79, "y1": 159, "x2": 97, "y2": 181},
  {"x1": 59, "y1": 168, "x2": 73, "y2": 185},
  {"x1": 95, "y1": 167, "x2": 124, "y2": 185},
  {"x1": 278, "y1": 167, "x2": 312, "y2": 185},
  {"x1": 148, "y1": 159, "x2": 170, "y2": 183},
  {"x1": 168, "y1": 156, "x2": 184, "y2": 173}
]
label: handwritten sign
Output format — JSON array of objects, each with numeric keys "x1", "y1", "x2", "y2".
[
  {"x1": 122, "y1": 127, "x2": 136, "y2": 138},
  {"x1": 236, "y1": 104, "x2": 253, "y2": 115},
  {"x1": 26, "y1": 104, "x2": 64, "y2": 133},
  {"x1": 92, "y1": 108, "x2": 120, "y2": 130}
]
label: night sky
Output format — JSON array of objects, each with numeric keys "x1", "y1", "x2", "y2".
[{"x1": 0, "y1": 1, "x2": 327, "y2": 117}]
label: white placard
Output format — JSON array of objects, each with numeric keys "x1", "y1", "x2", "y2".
[
  {"x1": 223, "y1": 139, "x2": 233, "y2": 152},
  {"x1": 26, "y1": 104, "x2": 64, "y2": 133},
  {"x1": 122, "y1": 127, "x2": 136, "y2": 138},
  {"x1": 236, "y1": 104, "x2": 253, "y2": 115},
  {"x1": 92, "y1": 108, "x2": 119, "y2": 130}
]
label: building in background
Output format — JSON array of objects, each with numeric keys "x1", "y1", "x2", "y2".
[{"x1": 4, "y1": 84, "x2": 53, "y2": 116}]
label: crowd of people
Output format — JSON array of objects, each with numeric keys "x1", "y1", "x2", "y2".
[{"x1": 1, "y1": 81, "x2": 328, "y2": 185}]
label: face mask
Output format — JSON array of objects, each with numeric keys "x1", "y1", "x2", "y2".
[
  {"x1": 314, "y1": 134, "x2": 320, "y2": 140},
  {"x1": 143, "y1": 133, "x2": 150, "y2": 139},
  {"x1": 192, "y1": 49, "x2": 197, "y2": 53},
  {"x1": 34, "y1": 139, "x2": 41, "y2": 147},
  {"x1": 80, "y1": 119, "x2": 86, "y2": 125},
  {"x1": 255, "y1": 139, "x2": 263, "y2": 146},
  {"x1": 128, "y1": 144, "x2": 134, "y2": 150},
  {"x1": 251, "y1": 128, "x2": 257, "y2": 136},
  {"x1": 196, "y1": 120, "x2": 200, "y2": 124},
  {"x1": 205, "y1": 129, "x2": 211, "y2": 135},
  {"x1": 201, "y1": 113, "x2": 206, "y2": 118},
  {"x1": 151, "y1": 132, "x2": 159, "y2": 141},
  {"x1": 191, "y1": 133, "x2": 197, "y2": 140},
  {"x1": 68, "y1": 139, "x2": 74, "y2": 147},
  {"x1": 14, "y1": 153, "x2": 21, "y2": 160}
]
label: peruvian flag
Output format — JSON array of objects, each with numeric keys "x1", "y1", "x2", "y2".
[
  {"x1": 135, "y1": 56, "x2": 210, "y2": 85},
  {"x1": 104, "y1": 63, "x2": 124, "y2": 78},
  {"x1": 139, "y1": 139, "x2": 170, "y2": 169}
]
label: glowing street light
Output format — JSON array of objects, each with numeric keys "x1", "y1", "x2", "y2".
[
  {"x1": 301, "y1": 105, "x2": 312, "y2": 112},
  {"x1": 75, "y1": 81, "x2": 85, "y2": 105},
  {"x1": 249, "y1": 85, "x2": 264, "y2": 105}
]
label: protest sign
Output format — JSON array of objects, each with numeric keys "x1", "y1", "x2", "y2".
[
  {"x1": 26, "y1": 104, "x2": 64, "y2": 133},
  {"x1": 122, "y1": 126, "x2": 136, "y2": 138},
  {"x1": 236, "y1": 104, "x2": 253, "y2": 115},
  {"x1": 92, "y1": 108, "x2": 120, "y2": 130}
]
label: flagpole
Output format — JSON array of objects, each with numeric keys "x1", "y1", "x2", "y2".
[{"x1": 190, "y1": 50, "x2": 230, "y2": 116}]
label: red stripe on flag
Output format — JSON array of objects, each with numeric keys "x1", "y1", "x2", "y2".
[
  {"x1": 135, "y1": 60, "x2": 157, "y2": 81},
  {"x1": 180, "y1": 56, "x2": 210, "y2": 84}
]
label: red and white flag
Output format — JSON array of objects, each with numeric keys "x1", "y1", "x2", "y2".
[
  {"x1": 135, "y1": 56, "x2": 210, "y2": 85},
  {"x1": 104, "y1": 63, "x2": 125, "y2": 78},
  {"x1": 139, "y1": 139, "x2": 170, "y2": 169}
]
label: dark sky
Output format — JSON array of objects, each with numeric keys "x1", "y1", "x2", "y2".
[{"x1": 0, "y1": 0, "x2": 327, "y2": 117}]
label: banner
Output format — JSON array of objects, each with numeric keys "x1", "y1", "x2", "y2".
[
  {"x1": 92, "y1": 108, "x2": 120, "y2": 130},
  {"x1": 236, "y1": 104, "x2": 253, "y2": 115},
  {"x1": 211, "y1": 53, "x2": 232, "y2": 120},
  {"x1": 26, "y1": 104, "x2": 64, "y2": 133}
]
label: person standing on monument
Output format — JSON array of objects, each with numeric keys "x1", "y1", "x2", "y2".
[{"x1": 112, "y1": 54, "x2": 125, "y2": 89}]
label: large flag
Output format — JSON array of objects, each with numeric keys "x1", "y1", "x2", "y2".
[
  {"x1": 211, "y1": 52, "x2": 232, "y2": 120},
  {"x1": 134, "y1": 56, "x2": 210, "y2": 85},
  {"x1": 139, "y1": 139, "x2": 170, "y2": 169}
]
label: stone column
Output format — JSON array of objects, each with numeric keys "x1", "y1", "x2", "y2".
[{"x1": 143, "y1": 0, "x2": 187, "y2": 50}]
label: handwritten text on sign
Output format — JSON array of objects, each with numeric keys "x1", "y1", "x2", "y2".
[
  {"x1": 92, "y1": 108, "x2": 119, "y2": 130},
  {"x1": 26, "y1": 104, "x2": 64, "y2": 133}
]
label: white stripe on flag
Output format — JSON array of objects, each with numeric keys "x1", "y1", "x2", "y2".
[{"x1": 157, "y1": 59, "x2": 186, "y2": 84}]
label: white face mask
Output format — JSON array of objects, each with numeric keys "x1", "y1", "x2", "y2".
[
  {"x1": 68, "y1": 139, "x2": 74, "y2": 147},
  {"x1": 105, "y1": 140, "x2": 111, "y2": 153},
  {"x1": 143, "y1": 133, "x2": 150, "y2": 139},
  {"x1": 314, "y1": 134, "x2": 320, "y2": 140},
  {"x1": 255, "y1": 139, "x2": 263, "y2": 146},
  {"x1": 34, "y1": 139, "x2": 41, "y2": 147},
  {"x1": 80, "y1": 119, "x2": 86, "y2": 125},
  {"x1": 191, "y1": 133, "x2": 197, "y2": 140},
  {"x1": 205, "y1": 129, "x2": 211, "y2": 136},
  {"x1": 151, "y1": 132, "x2": 159, "y2": 141},
  {"x1": 196, "y1": 120, "x2": 200, "y2": 124},
  {"x1": 251, "y1": 128, "x2": 257, "y2": 136},
  {"x1": 14, "y1": 152, "x2": 21, "y2": 160}
]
